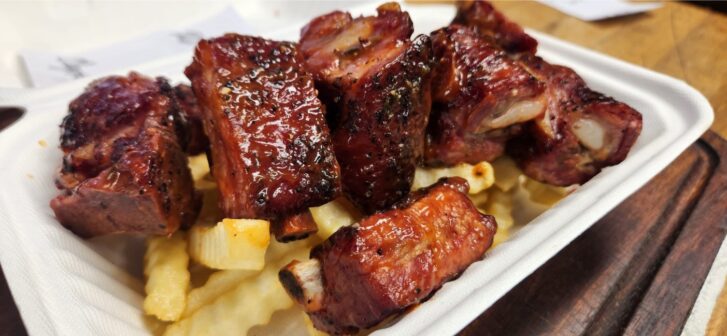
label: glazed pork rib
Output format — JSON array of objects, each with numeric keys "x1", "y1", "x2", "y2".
[
  {"x1": 425, "y1": 25, "x2": 546, "y2": 166},
  {"x1": 279, "y1": 177, "x2": 497, "y2": 334},
  {"x1": 299, "y1": 3, "x2": 434, "y2": 213},
  {"x1": 185, "y1": 34, "x2": 341, "y2": 241},
  {"x1": 508, "y1": 55, "x2": 643, "y2": 185},
  {"x1": 452, "y1": 0, "x2": 538, "y2": 54},
  {"x1": 448, "y1": 0, "x2": 642, "y2": 186},
  {"x1": 50, "y1": 73, "x2": 200, "y2": 237}
]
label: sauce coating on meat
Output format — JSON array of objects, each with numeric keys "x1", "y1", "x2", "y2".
[
  {"x1": 299, "y1": 3, "x2": 434, "y2": 213},
  {"x1": 508, "y1": 55, "x2": 643, "y2": 185},
  {"x1": 450, "y1": 0, "x2": 642, "y2": 186},
  {"x1": 51, "y1": 73, "x2": 200, "y2": 237},
  {"x1": 426, "y1": 25, "x2": 546, "y2": 166},
  {"x1": 452, "y1": 0, "x2": 538, "y2": 54},
  {"x1": 185, "y1": 34, "x2": 341, "y2": 221},
  {"x1": 280, "y1": 177, "x2": 497, "y2": 334}
]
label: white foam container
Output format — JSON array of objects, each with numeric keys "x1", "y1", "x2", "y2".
[{"x1": 0, "y1": 3, "x2": 714, "y2": 336}]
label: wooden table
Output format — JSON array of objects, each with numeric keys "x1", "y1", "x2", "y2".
[{"x1": 1, "y1": 1, "x2": 726, "y2": 335}]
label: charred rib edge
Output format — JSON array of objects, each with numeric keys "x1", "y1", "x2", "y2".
[{"x1": 279, "y1": 259, "x2": 324, "y2": 312}]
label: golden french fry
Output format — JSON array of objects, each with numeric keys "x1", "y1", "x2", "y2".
[
  {"x1": 265, "y1": 236, "x2": 319, "y2": 263},
  {"x1": 491, "y1": 156, "x2": 522, "y2": 192},
  {"x1": 188, "y1": 154, "x2": 209, "y2": 181},
  {"x1": 309, "y1": 198, "x2": 362, "y2": 239},
  {"x1": 485, "y1": 188, "x2": 514, "y2": 231},
  {"x1": 183, "y1": 269, "x2": 256, "y2": 318},
  {"x1": 491, "y1": 227, "x2": 510, "y2": 248},
  {"x1": 521, "y1": 177, "x2": 571, "y2": 206},
  {"x1": 468, "y1": 190, "x2": 489, "y2": 213},
  {"x1": 188, "y1": 219, "x2": 270, "y2": 270},
  {"x1": 412, "y1": 161, "x2": 494, "y2": 194},
  {"x1": 183, "y1": 236, "x2": 317, "y2": 318},
  {"x1": 187, "y1": 154, "x2": 216, "y2": 189},
  {"x1": 164, "y1": 248, "x2": 310, "y2": 336},
  {"x1": 144, "y1": 232, "x2": 190, "y2": 322}
]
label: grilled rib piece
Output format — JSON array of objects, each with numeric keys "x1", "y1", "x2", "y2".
[
  {"x1": 425, "y1": 25, "x2": 546, "y2": 166},
  {"x1": 452, "y1": 0, "x2": 537, "y2": 54},
  {"x1": 452, "y1": 1, "x2": 642, "y2": 185},
  {"x1": 185, "y1": 34, "x2": 341, "y2": 239},
  {"x1": 279, "y1": 177, "x2": 497, "y2": 334},
  {"x1": 508, "y1": 55, "x2": 643, "y2": 185},
  {"x1": 299, "y1": 3, "x2": 434, "y2": 213},
  {"x1": 50, "y1": 73, "x2": 200, "y2": 237},
  {"x1": 173, "y1": 84, "x2": 208, "y2": 155}
]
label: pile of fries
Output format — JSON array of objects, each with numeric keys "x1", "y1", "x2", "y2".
[{"x1": 142, "y1": 155, "x2": 570, "y2": 335}]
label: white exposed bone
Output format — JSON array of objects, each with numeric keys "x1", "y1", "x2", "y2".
[
  {"x1": 572, "y1": 118, "x2": 606, "y2": 151},
  {"x1": 487, "y1": 95, "x2": 546, "y2": 130},
  {"x1": 279, "y1": 259, "x2": 324, "y2": 312}
]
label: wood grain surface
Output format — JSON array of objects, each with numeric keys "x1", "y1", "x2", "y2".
[{"x1": 460, "y1": 131, "x2": 727, "y2": 336}]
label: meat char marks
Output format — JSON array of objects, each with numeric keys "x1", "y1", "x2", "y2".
[
  {"x1": 185, "y1": 34, "x2": 341, "y2": 241},
  {"x1": 279, "y1": 177, "x2": 496, "y2": 334},
  {"x1": 50, "y1": 73, "x2": 200, "y2": 237},
  {"x1": 452, "y1": 0, "x2": 537, "y2": 54},
  {"x1": 426, "y1": 25, "x2": 546, "y2": 166},
  {"x1": 431, "y1": 0, "x2": 643, "y2": 186},
  {"x1": 508, "y1": 55, "x2": 643, "y2": 185},
  {"x1": 299, "y1": 3, "x2": 434, "y2": 213}
]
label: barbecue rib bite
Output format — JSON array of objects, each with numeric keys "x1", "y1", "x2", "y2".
[
  {"x1": 50, "y1": 73, "x2": 200, "y2": 237},
  {"x1": 426, "y1": 25, "x2": 546, "y2": 166},
  {"x1": 508, "y1": 55, "x2": 643, "y2": 185},
  {"x1": 448, "y1": 1, "x2": 642, "y2": 186},
  {"x1": 185, "y1": 34, "x2": 341, "y2": 240},
  {"x1": 452, "y1": 0, "x2": 538, "y2": 54},
  {"x1": 174, "y1": 84, "x2": 208, "y2": 155},
  {"x1": 279, "y1": 177, "x2": 497, "y2": 334},
  {"x1": 299, "y1": 3, "x2": 434, "y2": 213}
]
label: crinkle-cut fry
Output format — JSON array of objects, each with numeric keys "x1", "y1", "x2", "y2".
[
  {"x1": 492, "y1": 227, "x2": 510, "y2": 248},
  {"x1": 188, "y1": 154, "x2": 210, "y2": 182},
  {"x1": 309, "y1": 198, "x2": 362, "y2": 239},
  {"x1": 485, "y1": 188, "x2": 514, "y2": 231},
  {"x1": 413, "y1": 161, "x2": 494, "y2": 194},
  {"x1": 144, "y1": 232, "x2": 190, "y2": 322},
  {"x1": 521, "y1": 176, "x2": 572, "y2": 206},
  {"x1": 164, "y1": 248, "x2": 310, "y2": 336},
  {"x1": 182, "y1": 236, "x2": 317, "y2": 318},
  {"x1": 182, "y1": 269, "x2": 257, "y2": 318},
  {"x1": 188, "y1": 218, "x2": 270, "y2": 270},
  {"x1": 491, "y1": 156, "x2": 522, "y2": 192},
  {"x1": 187, "y1": 154, "x2": 216, "y2": 190},
  {"x1": 188, "y1": 262, "x2": 216, "y2": 288},
  {"x1": 468, "y1": 191, "x2": 489, "y2": 213},
  {"x1": 266, "y1": 235, "x2": 319, "y2": 262}
]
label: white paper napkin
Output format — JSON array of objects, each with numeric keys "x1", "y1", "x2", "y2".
[
  {"x1": 536, "y1": 0, "x2": 661, "y2": 21},
  {"x1": 20, "y1": 7, "x2": 253, "y2": 87}
]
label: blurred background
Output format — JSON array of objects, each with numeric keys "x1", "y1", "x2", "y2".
[{"x1": 2, "y1": 0, "x2": 723, "y2": 136}]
